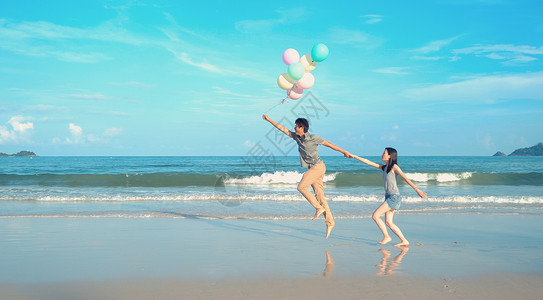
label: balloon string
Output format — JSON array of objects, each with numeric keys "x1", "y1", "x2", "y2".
[{"x1": 263, "y1": 95, "x2": 289, "y2": 114}]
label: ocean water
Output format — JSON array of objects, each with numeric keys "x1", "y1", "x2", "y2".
[{"x1": 1, "y1": 156, "x2": 542, "y2": 219}]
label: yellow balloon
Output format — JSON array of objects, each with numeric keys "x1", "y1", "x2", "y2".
[
  {"x1": 300, "y1": 54, "x2": 317, "y2": 72},
  {"x1": 277, "y1": 73, "x2": 294, "y2": 90}
]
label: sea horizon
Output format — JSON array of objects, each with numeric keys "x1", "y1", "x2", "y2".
[{"x1": 2, "y1": 156, "x2": 542, "y2": 220}]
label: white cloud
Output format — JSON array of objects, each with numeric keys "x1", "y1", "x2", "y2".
[
  {"x1": 65, "y1": 93, "x2": 106, "y2": 100},
  {"x1": 381, "y1": 134, "x2": 397, "y2": 141},
  {"x1": 403, "y1": 71, "x2": 543, "y2": 102},
  {"x1": 0, "y1": 20, "x2": 126, "y2": 63},
  {"x1": 410, "y1": 55, "x2": 445, "y2": 61},
  {"x1": 479, "y1": 134, "x2": 495, "y2": 149},
  {"x1": 167, "y1": 49, "x2": 271, "y2": 83},
  {"x1": 329, "y1": 28, "x2": 383, "y2": 46},
  {"x1": 60, "y1": 124, "x2": 123, "y2": 144},
  {"x1": 23, "y1": 104, "x2": 65, "y2": 111},
  {"x1": 87, "y1": 134, "x2": 101, "y2": 143},
  {"x1": 413, "y1": 141, "x2": 432, "y2": 147},
  {"x1": 0, "y1": 19, "x2": 147, "y2": 45},
  {"x1": 234, "y1": 9, "x2": 308, "y2": 34},
  {"x1": 373, "y1": 67, "x2": 410, "y2": 75},
  {"x1": 453, "y1": 44, "x2": 543, "y2": 64},
  {"x1": 486, "y1": 53, "x2": 506, "y2": 60},
  {"x1": 362, "y1": 14, "x2": 383, "y2": 24},
  {"x1": 9, "y1": 116, "x2": 34, "y2": 133},
  {"x1": 413, "y1": 37, "x2": 459, "y2": 54},
  {"x1": 109, "y1": 81, "x2": 153, "y2": 87},
  {"x1": 235, "y1": 19, "x2": 278, "y2": 33},
  {"x1": 212, "y1": 86, "x2": 257, "y2": 98},
  {"x1": 69, "y1": 123, "x2": 82, "y2": 136},
  {"x1": 168, "y1": 49, "x2": 222, "y2": 73},
  {"x1": 104, "y1": 127, "x2": 123, "y2": 137},
  {"x1": 66, "y1": 123, "x2": 84, "y2": 144},
  {"x1": 162, "y1": 12, "x2": 207, "y2": 40},
  {"x1": 51, "y1": 51, "x2": 111, "y2": 63},
  {"x1": 244, "y1": 140, "x2": 255, "y2": 148},
  {"x1": 0, "y1": 14, "x2": 269, "y2": 84},
  {"x1": 508, "y1": 54, "x2": 538, "y2": 63},
  {"x1": 0, "y1": 115, "x2": 34, "y2": 144},
  {"x1": 0, "y1": 126, "x2": 14, "y2": 143},
  {"x1": 339, "y1": 131, "x2": 366, "y2": 145},
  {"x1": 455, "y1": 44, "x2": 543, "y2": 56}
]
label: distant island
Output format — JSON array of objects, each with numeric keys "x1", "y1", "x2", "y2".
[
  {"x1": 0, "y1": 151, "x2": 38, "y2": 157},
  {"x1": 493, "y1": 143, "x2": 543, "y2": 156}
]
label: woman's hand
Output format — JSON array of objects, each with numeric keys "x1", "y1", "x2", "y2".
[
  {"x1": 416, "y1": 188, "x2": 427, "y2": 199},
  {"x1": 262, "y1": 114, "x2": 271, "y2": 122}
]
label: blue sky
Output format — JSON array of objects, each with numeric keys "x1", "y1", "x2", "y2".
[{"x1": 0, "y1": 0, "x2": 542, "y2": 156}]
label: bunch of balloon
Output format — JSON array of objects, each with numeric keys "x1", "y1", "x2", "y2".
[{"x1": 276, "y1": 43, "x2": 329, "y2": 100}]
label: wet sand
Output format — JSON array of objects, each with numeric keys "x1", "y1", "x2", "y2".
[
  {"x1": 1, "y1": 214, "x2": 542, "y2": 299},
  {"x1": 3, "y1": 273, "x2": 543, "y2": 300}
]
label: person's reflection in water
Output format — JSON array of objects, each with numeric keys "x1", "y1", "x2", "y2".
[
  {"x1": 376, "y1": 246, "x2": 409, "y2": 276},
  {"x1": 323, "y1": 250, "x2": 335, "y2": 277}
]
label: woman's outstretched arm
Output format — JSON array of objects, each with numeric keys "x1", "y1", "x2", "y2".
[{"x1": 393, "y1": 165, "x2": 427, "y2": 198}]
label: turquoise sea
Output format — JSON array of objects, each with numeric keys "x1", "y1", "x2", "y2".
[{"x1": 1, "y1": 156, "x2": 542, "y2": 219}]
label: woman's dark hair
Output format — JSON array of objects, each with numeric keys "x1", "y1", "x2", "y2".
[
  {"x1": 381, "y1": 147, "x2": 398, "y2": 173},
  {"x1": 295, "y1": 118, "x2": 309, "y2": 133}
]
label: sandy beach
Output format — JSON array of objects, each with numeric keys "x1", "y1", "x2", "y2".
[{"x1": 1, "y1": 213, "x2": 542, "y2": 299}]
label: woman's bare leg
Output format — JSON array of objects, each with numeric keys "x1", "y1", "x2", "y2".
[
  {"x1": 372, "y1": 202, "x2": 392, "y2": 244},
  {"x1": 385, "y1": 210, "x2": 409, "y2": 247}
]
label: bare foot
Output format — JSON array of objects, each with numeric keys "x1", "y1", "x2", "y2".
[
  {"x1": 378, "y1": 249, "x2": 390, "y2": 255},
  {"x1": 394, "y1": 241, "x2": 410, "y2": 247},
  {"x1": 325, "y1": 224, "x2": 334, "y2": 238},
  {"x1": 325, "y1": 250, "x2": 334, "y2": 265},
  {"x1": 378, "y1": 237, "x2": 392, "y2": 245},
  {"x1": 312, "y1": 208, "x2": 325, "y2": 220}
]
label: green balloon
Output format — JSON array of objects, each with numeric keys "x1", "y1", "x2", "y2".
[
  {"x1": 288, "y1": 62, "x2": 305, "y2": 80},
  {"x1": 311, "y1": 43, "x2": 329, "y2": 62}
]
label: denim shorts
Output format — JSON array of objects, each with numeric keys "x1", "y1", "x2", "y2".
[{"x1": 385, "y1": 194, "x2": 402, "y2": 210}]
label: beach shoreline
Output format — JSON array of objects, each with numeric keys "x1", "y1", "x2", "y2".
[
  {"x1": 1, "y1": 213, "x2": 542, "y2": 299},
  {"x1": 3, "y1": 273, "x2": 543, "y2": 300}
]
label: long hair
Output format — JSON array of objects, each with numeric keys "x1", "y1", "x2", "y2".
[{"x1": 381, "y1": 147, "x2": 398, "y2": 173}]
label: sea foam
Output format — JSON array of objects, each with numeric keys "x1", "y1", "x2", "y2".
[
  {"x1": 224, "y1": 171, "x2": 337, "y2": 185},
  {"x1": 3, "y1": 194, "x2": 542, "y2": 205},
  {"x1": 406, "y1": 172, "x2": 473, "y2": 182}
]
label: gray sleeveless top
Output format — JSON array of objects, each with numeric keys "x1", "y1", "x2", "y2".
[{"x1": 383, "y1": 167, "x2": 400, "y2": 195}]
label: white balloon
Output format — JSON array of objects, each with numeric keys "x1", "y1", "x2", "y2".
[
  {"x1": 300, "y1": 54, "x2": 317, "y2": 72},
  {"x1": 297, "y1": 73, "x2": 315, "y2": 89},
  {"x1": 277, "y1": 73, "x2": 294, "y2": 90},
  {"x1": 287, "y1": 85, "x2": 303, "y2": 100}
]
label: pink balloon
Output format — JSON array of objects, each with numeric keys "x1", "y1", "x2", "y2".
[
  {"x1": 296, "y1": 72, "x2": 315, "y2": 89},
  {"x1": 282, "y1": 48, "x2": 300, "y2": 66},
  {"x1": 287, "y1": 85, "x2": 303, "y2": 100}
]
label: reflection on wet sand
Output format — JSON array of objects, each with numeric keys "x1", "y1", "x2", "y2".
[
  {"x1": 376, "y1": 247, "x2": 409, "y2": 276},
  {"x1": 323, "y1": 250, "x2": 334, "y2": 277}
]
